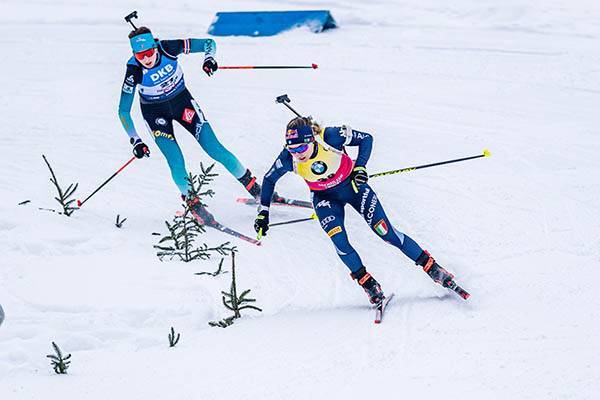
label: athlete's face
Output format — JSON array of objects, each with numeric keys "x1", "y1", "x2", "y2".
[
  {"x1": 135, "y1": 48, "x2": 158, "y2": 69},
  {"x1": 287, "y1": 142, "x2": 314, "y2": 162}
]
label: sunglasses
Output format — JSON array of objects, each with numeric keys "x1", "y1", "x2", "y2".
[
  {"x1": 287, "y1": 143, "x2": 310, "y2": 154},
  {"x1": 134, "y1": 48, "x2": 157, "y2": 61}
]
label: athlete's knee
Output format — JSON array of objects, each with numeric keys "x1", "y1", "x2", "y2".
[
  {"x1": 325, "y1": 224, "x2": 353, "y2": 253},
  {"x1": 199, "y1": 124, "x2": 236, "y2": 161}
]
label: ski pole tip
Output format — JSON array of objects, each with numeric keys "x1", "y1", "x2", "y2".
[
  {"x1": 312, "y1": 63, "x2": 318, "y2": 69},
  {"x1": 483, "y1": 149, "x2": 491, "y2": 157}
]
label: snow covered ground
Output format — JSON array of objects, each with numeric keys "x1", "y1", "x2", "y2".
[{"x1": 1, "y1": 0, "x2": 600, "y2": 399}]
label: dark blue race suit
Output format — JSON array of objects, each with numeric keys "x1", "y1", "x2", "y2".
[{"x1": 260, "y1": 126, "x2": 424, "y2": 274}]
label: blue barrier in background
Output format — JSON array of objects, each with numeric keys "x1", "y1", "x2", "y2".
[{"x1": 208, "y1": 10, "x2": 338, "y2": 37}]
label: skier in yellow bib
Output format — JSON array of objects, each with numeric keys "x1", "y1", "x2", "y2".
[{"x1": 254, "y1": 117, "x2": 462, "y2": 305}]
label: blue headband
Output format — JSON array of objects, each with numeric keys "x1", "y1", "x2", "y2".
[
  {"x1": 130, "y1": 33, "x2": 156, "y2": 53},
  {"x1": 286, "y1": 125, "x2": 314, "y2": 145}
]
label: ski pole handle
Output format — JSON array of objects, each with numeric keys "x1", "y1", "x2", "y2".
[
  {"x1": 220, "y1": 64, "x2": 318, "y2": 70},
  {"x1": 369, "y1": 149, "x2": 491, "y2": 179},
  {"x1": 77, "y1": 156, "x2": 137, "y2": 207}
]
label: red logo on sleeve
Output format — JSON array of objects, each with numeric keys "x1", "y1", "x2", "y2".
[{"x1": 182, "y1": 108, "x2": 196, "y2": 123}]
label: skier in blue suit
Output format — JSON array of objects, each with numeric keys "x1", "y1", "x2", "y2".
[
  {"x1": 254, "y1": 117, "x2": 461, "y2": 305},
  {"x1": 118, "y1": 27, "x2": 263, "y2": 221}
]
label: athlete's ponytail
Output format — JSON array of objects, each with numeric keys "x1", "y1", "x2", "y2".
[{"x1": 287, "y1": 116, "x2": 321, "y2": 135}]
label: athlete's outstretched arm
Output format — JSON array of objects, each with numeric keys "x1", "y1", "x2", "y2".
[
  {"x1": 260, "y1": 150, "x2": 294, "y2": 210},
  {"x1": 325, "y1": 126, "x2": 374, "y2": 167},
  {"x1": 160, "y1": 39, "x2": 216, "y2": 58},
  {"x1": 118, "y1": 62, "x2": 142, "y2": 142}
]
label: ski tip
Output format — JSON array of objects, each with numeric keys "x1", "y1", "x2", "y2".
[
  {"x1": 76, "y1": 200, "x2": 82, "y2": 207},
  {"x1": 462, "y1": 292, "x2": 470, "y2": 300},
  {"x1": 483, "y1": 149, "x2": 491, "y2": 157},
  {"x1": 312, "y1": 63, "x2": 318, "y2": 69}
]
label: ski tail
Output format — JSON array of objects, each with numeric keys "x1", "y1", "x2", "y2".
[{"x1": 374, "y1": 293, "x2": 395, "y2": 324}]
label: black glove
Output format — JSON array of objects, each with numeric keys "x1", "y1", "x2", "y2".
[
  {"x1": 350, "y1": 166, "x2": 368, "y2": 190},
  {"x1": 131, "y1": 138, "x2": 150, "y2": 159},
  {"x1": 254, "y1": 210, "x2": 270, "y2": 238},
  {"x1": 202, "y1": 57, "x2": 218, "y2": 76}
]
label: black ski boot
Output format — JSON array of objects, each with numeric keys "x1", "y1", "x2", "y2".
[
  {"x1": 351, "y1": 267, "x2": 385, "y2": 305},
  {"x1": 238, "y1": 168, "x2": 286, "y2": 203},
  {"x1": 238, "y1": 169, "x2": 261, "y2": 199},
  {"x1": 182, "y1": 195, "x2": 215, "y2": 225},
  {"x1": 415, "y1": 250, "x2": 455, "y2": 288}
]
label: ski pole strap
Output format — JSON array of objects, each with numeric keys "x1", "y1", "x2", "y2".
[
  {"x1": 369, "y1": 149, "x2": 491, "y2": 178},
  {"x1": 269, "y1": 213, "x2": 317, "y2": 227}
]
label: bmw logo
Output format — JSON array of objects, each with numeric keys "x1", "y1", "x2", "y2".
[{"x1": 311, "y1": 161, "x2": 327, "y2": 175}]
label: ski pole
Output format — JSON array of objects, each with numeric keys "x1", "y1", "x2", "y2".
[
  {"x1": 369, "y1": 149, "x2": 491, "y2": 179},
  {"x1": 270, "y1": 213, "x2": 317, "y2": 228},
  {"x1": 76, "y1": 156, "x2": 137, "y2": 207},
  {"x1": 220, "y1": 64, "x2": 318, "y2": 70}
]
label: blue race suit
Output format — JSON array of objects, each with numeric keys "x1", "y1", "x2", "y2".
[
  {"x1": 260, "y1": 126, "x2": 424, "y2": 274},
  {"x1": 118, "y1": 38, "x2": 246, "y2": 195}
]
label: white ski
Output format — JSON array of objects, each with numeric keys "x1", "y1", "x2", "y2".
[{"x1": 374, "y1": 293, "x2": 395, "y2": 324}]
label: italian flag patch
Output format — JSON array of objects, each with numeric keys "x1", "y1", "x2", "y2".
[{"x1": 374, "y1": 219, "x2": 388, "y2": 236}]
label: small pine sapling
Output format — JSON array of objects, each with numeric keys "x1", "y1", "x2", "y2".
[
  {"x1": 154, "y1": 164, "x2": 235, "y2": 262},
  {"x1": 209, "y1": 252, "x2": 262, "y2": 328},
  {"x1": 168, "y1": 327, "x2": 181, "y2": 347},
  {"x1": 195, "y1": 258, "x2": 228, "y2": 277},
  {"x1": 185, "y1": 162, "x2": 218, "y2": 204},
  {"x1": 115, "y1": 214, "x2": 127, "y2": 228},
  {"x1": 42, "y1": 155, "x2": 78, "y2": 216},
  {"x1": 208, "y1": 316, "x2": 235, "y2": 328},
  {"x1": 46, "y1": 342, "x2": 71, "y2": 374}
]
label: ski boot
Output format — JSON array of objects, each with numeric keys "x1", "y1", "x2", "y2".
[
  {"x1": 415, "y1": 250, "x2": 470, "y2": 299},
  {"x1": 182, "y1": 195, "x2": 215, "y2": 225},
  {"x1": 238, "y1": 168, "x2": 287, "y2": 203},
  {"x1": 351, "y1": 267, "x2": 385, "y2": 305},
  {"x1": 415, "y1": 250, "x2": 454, "y2": 287},
  {"x1": 238, "y1": 169, "x2": 261, "y2": 199}
]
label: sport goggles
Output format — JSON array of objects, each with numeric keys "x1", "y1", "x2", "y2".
[
  {"x1": 287, "y1": 144, "x2": 310, "y2": 154},
  {"x1": 134, "y1": 47, "x2": 157, "y2": 61}
]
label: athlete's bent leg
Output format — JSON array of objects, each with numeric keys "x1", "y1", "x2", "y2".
[
  {"x1": 178, "y1": 101, "x2": 262, "y2": 196},
  {"x1": 144, "y1": 117, "x2": 190, "y2": 196},
  {"x1": 195, "y1": 122, "x2": 246, "y2": 178},
  {"x1": 313, "y1": 196, "x2": 363, "y2": 273},
  {"x1": 349, "y1": 184, "x2": 423, "y2": 262}
]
